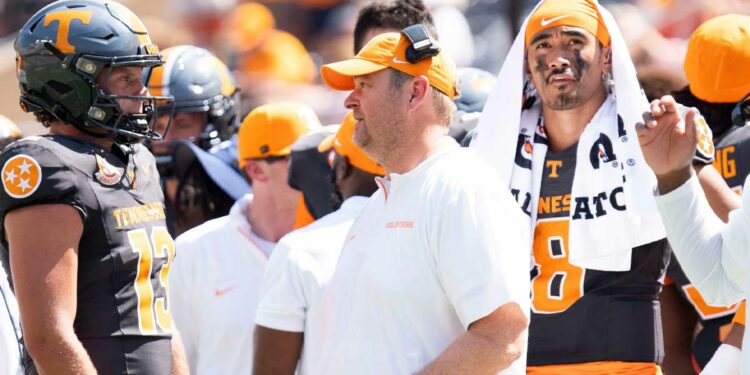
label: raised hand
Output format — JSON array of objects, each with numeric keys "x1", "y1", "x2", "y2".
[{"x1": 637, "y1": 95, "x2": 698, "y2": 193}]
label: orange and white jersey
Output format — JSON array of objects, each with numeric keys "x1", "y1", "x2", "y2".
[
  {"x1": 657, "y1": 174, "x2": 750, "y2": 374},
  {"x1": 255, "y1": 195, "x2": 368, "y2": 374},
  {"x1": 169, "y1": 194, "x2": 275, "y2": 375},
  {"x1": 313, "y1": 145, "x2": 530, "y2": 374}
]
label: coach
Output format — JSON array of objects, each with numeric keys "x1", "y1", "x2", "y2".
[{"x1": 313, "y1": 27, "x2": 530, "y2": 374}]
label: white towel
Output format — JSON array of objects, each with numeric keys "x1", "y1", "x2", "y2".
[{"x1": 471, "y1": 0, "x2": 665, "y2": 271}]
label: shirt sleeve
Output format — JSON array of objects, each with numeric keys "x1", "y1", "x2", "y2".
[
  {"x1": 254, "y1": 240, "x2": 308, "y2": 332},
  {"x1": 0, "y1": 141, "x2": 84, "y2": 220},
  {"x1": 431, "y1": 164, "x2": 531, "y2": 329},
  {"x1": 656, "y1": 173, "x2": 749, "y2": 306}
]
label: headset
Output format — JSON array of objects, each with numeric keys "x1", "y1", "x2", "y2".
[
  {"x1": 400, "y1": 24, "x2": 441, "y2": 63},
  {"x1": 731, "y1": 91, "x2": 750, "y2": 127}
]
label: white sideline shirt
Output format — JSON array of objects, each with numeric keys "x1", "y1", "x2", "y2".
[
  {"x1": 255, "y1": 195, "x2": 368, "y2": 374},
  {"x1": 656, "y1": 174, "x2": 750, "y2": 374},
  {"x1": 169, "y1": 194, "x2": 275, "y2": 375},
  {"x1": 0, "y1": 263, "x2": 22, "y2": 375},
  {"x1": 314, "y1": 145, "x2": 531, "y2": 374}
]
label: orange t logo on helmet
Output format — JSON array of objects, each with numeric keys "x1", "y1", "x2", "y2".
[{"x1": 43, "y1": 10, "x2": 93, "y2": 53}]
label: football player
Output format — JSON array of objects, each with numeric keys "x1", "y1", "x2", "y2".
[
  {"x1": 147, "y1": 45, "x2": 241, "y2": 235},
  {"x1": 470, "y1": 0, "x2": 720, "y2": 372},
  {"x1": 3, "y1": 1, "x2": 186, "y2": 374}
]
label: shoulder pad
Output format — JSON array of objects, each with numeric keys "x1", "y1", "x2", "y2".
[{"x1": 0, "y1": 140, "x2": 78, "y2": 211}]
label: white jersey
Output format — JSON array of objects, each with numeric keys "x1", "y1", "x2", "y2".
[
  {"x1": 656, "y1": 174, "x2": 750, "y2": 374},
  {"x1": 0, "y1": 263, "x2": 22, "y2": 375},
  {"x1": 169, "y1": 194, "x2": 274, "y2": 375},
  {"x1": 255, "y1": 195, "x2": 368, "y2": 374},
  {"x1": 314, "y1": 144, "x2": 530, "y2": 374}
]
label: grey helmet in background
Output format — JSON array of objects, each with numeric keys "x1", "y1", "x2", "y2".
[
  {"x1": 147, "y1": 45, "x2": 240, "y2": 177},
  {"x1": 449, "y1": 67, "x2": 496, "y2": 145}
]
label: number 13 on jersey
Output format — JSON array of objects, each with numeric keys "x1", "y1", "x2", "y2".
[
  {"x1": 531, "y1": 218, "x2": 585, "y2": 314},
  {"x1": 128, "y1": 226, "x2": 175, "y2": 335}
]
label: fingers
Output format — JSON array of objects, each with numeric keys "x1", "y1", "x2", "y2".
[
  {"x1": 659, "y1": 95, "x2": 678, "y2": 113},
  {"x1": 684, "y1": 107, "x2": 699, "y2": 142},
  {"x1": 649, "y1": 95, "x2": 679, "y2": 119},
  {"x1": 649, "y1": 100, "x2": 664, "y2": 119}
]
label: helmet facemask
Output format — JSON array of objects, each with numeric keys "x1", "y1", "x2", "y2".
[{"x1": 68, "y1": 50, "x2": 175, "y2": 145}]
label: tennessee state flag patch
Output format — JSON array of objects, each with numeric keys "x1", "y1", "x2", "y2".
[
  {"x1": 94, "y1": 154, "x2": 124, "y2": 186},
  {"x1": 2, "y1": 154, "x2": 42, "y2": 199},
  {"x1": 694, "y1": 115, "x2": 715, "y2": 165}
]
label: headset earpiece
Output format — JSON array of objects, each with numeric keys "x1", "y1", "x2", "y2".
[{"x1": 400, "y1": 24, "x2": 440, "y2": 64}]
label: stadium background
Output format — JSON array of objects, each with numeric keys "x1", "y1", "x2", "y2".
[{"x1": 0, "y1": 0, "x2": 747, "y2": 134}]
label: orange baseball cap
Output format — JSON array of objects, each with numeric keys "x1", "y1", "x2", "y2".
[
  {"x1": 320, "y1": 32, "x2": 458, "y2": 100},
  {"x1": 318, "y1": 112, "x2": 386, "y2": 176},
  {"x1": 684, "y1": 14, "x2": 750, "y2": 103},
  {"x1": 525, "y1": 0, "x2": 610, "y2": 48},
  {"x1": 238, "y1": 101, "x2": 321, "y2": 166}
]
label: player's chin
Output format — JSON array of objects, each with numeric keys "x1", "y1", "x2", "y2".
[{"x1": 546, "y1": 92, "x2": 584, "y2": 111}]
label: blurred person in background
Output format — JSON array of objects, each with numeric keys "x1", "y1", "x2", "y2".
[
  {"x1": 353, "y1": 0, "x2": 436, "y2": 54},
  {"x1": 0, "y1": 115, "x2": 22, "y2": 375},
  {"x1": 0, "y1": 116, "x2": 21, "y2": 151},
  {"x1": 167, "y1": 0, "x2": 237, "y2": 46},
  {"x1": 423, "y1": 0, "x2": 474, "y2": 67},
  {"x1": 637, "y1": 67, "x2": 684, "y2": 103},
  {"x1": 659, "y1": 14, "x2": 750, "y2": 375},
  {"x1": 450, "y1": 67, "x2": 495, "y2": 145},
  {"x1": 220, "y1": 3, "x2": 317, "y2": 110},
  {"x1": 0, "y1": 260, "x2": 22, "y2": 375},
  {"x1": 169, "y1": 102, "x2": 319, "y2": 374},
  {"x1": 147, "y1": 45, "x2": 241, "y2": 235},
  {"x1": 253, "y1": 112, "x2": 385, "y2": 374},
  {"x1": 287, "y1": 126, "x2": 340, "y2": 228},
  {"x1": 170, "y1": 138, "x2": 252, "y2": 235}
]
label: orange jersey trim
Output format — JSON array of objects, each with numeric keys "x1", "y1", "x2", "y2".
[
  {"x1": 293, "y1": 195, "x2": 315, "y2": 229},
  {"x1": 527, "y1": 361, "x2": 661, "y2": 375},
  {"x1": 733, "y1": 300, "x2": 747, "y2": 326}
]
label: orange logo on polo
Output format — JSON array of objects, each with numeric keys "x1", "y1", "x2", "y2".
[
  {"x1": 43, "y1": 10, "x2": 93, "y2": 53},
  {"x1": 2, "y1": 155, "x2": 42, "y2": 199}
]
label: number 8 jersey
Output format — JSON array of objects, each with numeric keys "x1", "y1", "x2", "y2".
[
  {"x1": 0, "y1": 136, "x2": 174, "y2": 374},
  {"x1": 527, "y1": 142, "x2": 670, "y2": 368}
]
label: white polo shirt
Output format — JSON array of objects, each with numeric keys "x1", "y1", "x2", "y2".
[
  {"x1": 656, "y1": 174, "x2": 750, "y2": 374},
  {"x1": 255, "y1": 195, "x2": 368, "y2": 374},
  {"x1": 0, "y1": 264, "x2": 22, "y2": 375},
  {"x1": 169, "y1": 194, "x2": 275, "y2": 375},
  {"x1": 314, "y1": 144, "x2": 531, "y2": 374}
]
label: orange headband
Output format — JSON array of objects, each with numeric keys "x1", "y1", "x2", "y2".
[{"x1": 525, "y1": 0, "x2": 610, "y2": 48}]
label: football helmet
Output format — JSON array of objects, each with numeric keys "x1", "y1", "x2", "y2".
[
  {"x1": 14, "y1": 0, "x2": 173, "y2": 145},
  {"x1": 148, "y1": 45, "x2": 240, "y2": 150}
]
